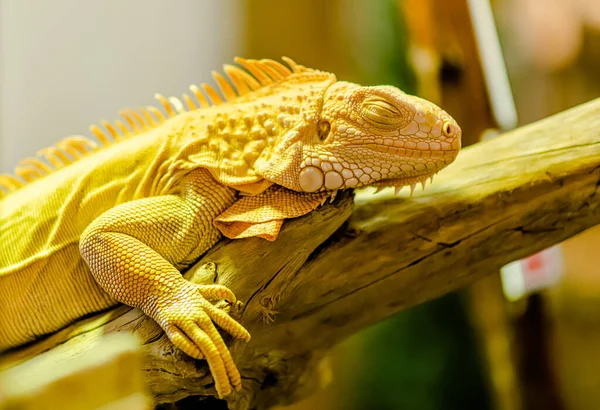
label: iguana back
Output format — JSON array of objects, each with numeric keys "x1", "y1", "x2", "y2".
[{"x1": 0, "y1": 122, "x2": 179, "y2": 347}]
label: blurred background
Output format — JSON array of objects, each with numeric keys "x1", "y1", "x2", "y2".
[{"x1": 1, "y1": 0, "x2": 599, "y2": 409}]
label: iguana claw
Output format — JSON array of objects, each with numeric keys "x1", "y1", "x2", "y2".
[{"x1": 151, "y1": 282, "x2": 250, "y2": 398}]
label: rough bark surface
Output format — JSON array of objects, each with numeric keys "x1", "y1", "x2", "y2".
[{"x1": 2, "y1": 98, "x2": 600, "y2": 410}]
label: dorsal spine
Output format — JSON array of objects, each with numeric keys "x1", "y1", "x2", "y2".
[{"x1": 0, "y1": 58, "x2": 306, "y2": 198}]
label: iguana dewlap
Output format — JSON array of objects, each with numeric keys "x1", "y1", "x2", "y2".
[{"x1": 0, "y1": 57, "x2": 461, "y2": 398}]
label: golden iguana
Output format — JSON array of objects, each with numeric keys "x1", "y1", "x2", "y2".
[{"x1": 0, "y1": 57, "x2": 461, "y2": 398}]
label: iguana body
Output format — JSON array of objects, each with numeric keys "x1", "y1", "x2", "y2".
[{"x1": 0, "y1": 57, "x2": 461, "y2": 397}]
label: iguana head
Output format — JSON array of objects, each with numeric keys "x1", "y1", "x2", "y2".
[
  {"x1": 170, "y1": 57, "x2": 459, "y2": 198},
  {"x1": 255, "y1": 79, "x2": 461, "y2": 195}
]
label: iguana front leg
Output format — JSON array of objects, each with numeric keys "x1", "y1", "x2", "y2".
[{"x1": 79, "y1": 169, "x2": 250, "y2": 398}]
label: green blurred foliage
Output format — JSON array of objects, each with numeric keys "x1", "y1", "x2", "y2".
[
  {"x1": 349, "y1": 0, "x2": 416, "y2": 92},
  {"x1": 344, "y1": 293, "x2": 492, "y2": 410}
]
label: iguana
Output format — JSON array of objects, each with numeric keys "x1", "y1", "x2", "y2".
[{"x1": 0, "y1": 57, "x2": 461, "y2": 398}]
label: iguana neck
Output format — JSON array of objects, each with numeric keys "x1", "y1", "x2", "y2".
[{"x1": 165, "y1": 74, "x2": 337, "y2": 192}]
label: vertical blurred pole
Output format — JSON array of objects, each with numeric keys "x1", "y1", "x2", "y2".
[
  {"x1": 401, "y1": 0, "x2": 441, "y2": 104},
  {"x1": 241, "y1": 0, "x2": 347, "y2": 77},
  {"x1": 401, "y1": 0, "x2": 497, "y2": 147},
  {"x1": 400, "y1": 1, "x2": 525, "y2": 409}
]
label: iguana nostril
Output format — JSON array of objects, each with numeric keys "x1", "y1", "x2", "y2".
[{"x1": 442, "y1": 121, "x2": 455, "y2": 137}]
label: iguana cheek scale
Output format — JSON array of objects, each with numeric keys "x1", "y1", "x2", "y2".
[{"x1": 0, "y1": 57, "x2": 461, "y2": 398}]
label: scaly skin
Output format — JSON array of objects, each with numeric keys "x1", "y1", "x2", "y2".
[{"x1": 0, "y1": 57, "x2": 461, "y2": 398}]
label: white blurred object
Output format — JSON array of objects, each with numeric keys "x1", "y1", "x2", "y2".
[
  {"x1": 0, "y1": 0, "x2": 244, "y2": 171},
  {"x1": 467, "y1": 0, "x2": 518, "y2": 131},
  {"x1": 467, "y1": 0, "x2": 565, "y2": 301},
  {"x1": 500, "y1": 245, "x2": 565, "y2": 301}
]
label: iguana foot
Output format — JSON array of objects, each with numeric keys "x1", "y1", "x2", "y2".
[{"x1": 148, "y1": 282, "x2": 251, "y2": 398}]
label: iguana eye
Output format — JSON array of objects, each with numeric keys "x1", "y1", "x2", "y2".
[
  {"x1": 362, "y1": 98, "x2": 403, "y2": 126},
  {"x1": 318, "y1": 120, "x2": 331, "y2": 140}
]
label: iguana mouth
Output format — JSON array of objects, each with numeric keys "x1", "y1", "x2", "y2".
[
  {"x1": 320, "y1": 172, "x2": 436, "y2": 205},
  {"x1": 367, "y1": 171, "x2": 437, "y2": 195},
  {"x1": 362, "y1": 145, "x2": 459, "y2": 158}
]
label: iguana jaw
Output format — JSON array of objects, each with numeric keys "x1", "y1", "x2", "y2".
[
  {"x1": 296, "y1": 138, "x2": 460, "y2": 194},
  {"x1": 367, "y1": 172, "x2": 439, "y2": 195}
]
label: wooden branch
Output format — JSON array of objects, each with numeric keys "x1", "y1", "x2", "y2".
[
  {"x1": 0, "y1": 333, "x2": 151, "y2": 409},
  {"x1": 2, "y1": 98, "x2": 600, "y2": 410}
]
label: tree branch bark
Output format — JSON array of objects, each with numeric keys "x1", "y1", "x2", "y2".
[{"x1": 2, "y1": 98, "x2": 600, "y2": 410}]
